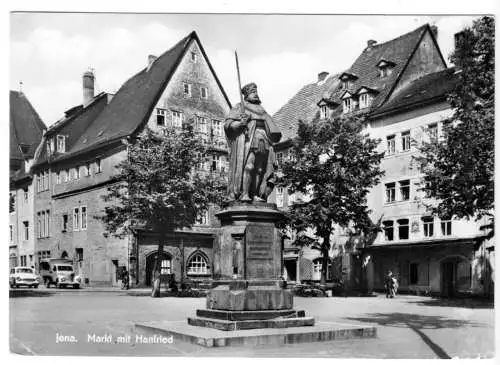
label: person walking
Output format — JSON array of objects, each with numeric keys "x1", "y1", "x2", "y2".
[{"x1": 385, "y1": 270, "x2": 396, "y2": 298}]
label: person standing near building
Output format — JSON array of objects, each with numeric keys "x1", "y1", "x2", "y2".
[{"x1": 385, "y1": 270, "x2": 397, "y2": 298}]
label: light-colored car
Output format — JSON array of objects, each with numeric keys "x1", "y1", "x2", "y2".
[
  {"x1": 9, "y1": 267, "x2": 40, "y2": 288},
  {"x1": 39, "y1": 260, "x2": 81, "y2": 289}
]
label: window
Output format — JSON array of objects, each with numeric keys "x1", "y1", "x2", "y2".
[
  {"x1": 81, "y1": 206, "x2": 87, "y2": 230},
  {"x1": 73, "y1": 207, "x2": 80, "y2": 231},
  {"x1": 386, "y1": 135, "x2": 395, "y2": 155},
  {"x1": 212, "y1": 155, "x2": 224, "y2": 172},
  {"x1": 359, "y1": 93, "x2": 371, "y2": 109},
  {"x1": 196, "y1": 210, "x2": 209, "y2": 225},
  {"x1": 456, "y1": 260, "x2": 471, "y2": 288},
  {"x1": 320, "y1": 105, "x2": 328, "y2": 119},
  {"x1": 23, "y1": 221, "x2": 29, "y2": 240},
  {"x1": 342, "y1": 97, "x2": 354, "y2": 114},
  {"x1": 183, "y1": 83, "x2": 192, "y2": 97},
  {"x1": 23, "y1": 187, "x2": 28, "y2": 202},
  {"x1": 422, "y1": 217, "x2": 434, "y2": 237},
  {"x1": 441, "y1": 219, "x2": 452, "y2": 236},
  {"x1": 385, "y1": 183, "x2": 396, "y2": 203},
  {"x1": 195, "y1": 116, "x2": 208, "y2": 135},
  {"x1": 62, "y1": 214, "x2": 68, "y2": 232},
  {"x1": 46, "y1": 210, "x2": 50, "y2": 237},
  {"x1": 156, "y1": 108, "x2": 167, "y2": 127},
  {"x1": 190, "y1": 51, "x2": 197, "y2": 63},
  {"x1": 401, "y1": 131, "x2": 411, "y2": 151},
  {"x1": 428, "y1": 123, "x2": 438, "y2": 140},
  {"x1": 85, "y1": 163, "x2": 91, "y2": 176},
  {"x1": 276, "y1": 152, "x2": 284, "y2": 166},
  {"x1": 409, "y1": 263, "x2": 419, "y2": 284},
  {"x1": 276, "y1": 187, "x2": 284, "y2": 207},
  {"x1": 200, "y1": 87, "x2": 208, "y2": 99},
  {"x1": 64, "y1": 169, "x2": 69, "y2": 182},
  {"x1": 172, "y1": 111, "x2": 183, "y2": 128},
  {"x1": 95, "y1": 159, "x2": 102, "y2": 174},
  {"x1": 37, "y1": 213, "x2": 41, "y2": 238},
  {"x1": 75, "y1": 166, "x2": 80, "y2": 180},
  {"x1": 383, "y1": 220, "x2": 394, "y2": 241},
  {"x1": 212, "y1": 120, "x2": 222, "y2": 137},
  {"x1": 20, "y1": 255, "x2": 27, "y2": 267},
  {"x1": 56, "y1": 172, "x2": 61, "y2": 185},
  {"x1": 379, "y1": 67, "x2": 388, "y2": 78},
  {"x1": 312, "y1": 259, "x2": 322, "y2": 281},
  {"x1": 76, "y1": 248, "x2": 83, "y2": 262},
  {"x1": 341, "y1": 80, "x2": 350, "y2": 89},
  {"x1": 397, "y1": 219, "x2": 409, "y2": 240},
  {"x1": 399, "y1": 180, "x2": 410, "y2": 201},
  {"x1": 10, "y1": 225, "x2": 13, "y2": 242},
  {"x1": 56, "y1": 135, "x2": 66, "y2": 153},
  {"x1": 187, "y1": 253, "x2": 209, "y2": 274},
  {"x1": 160, "y1": 259, "x2": 171, "y2": 275}
]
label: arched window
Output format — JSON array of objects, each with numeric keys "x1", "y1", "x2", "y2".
[{"x1": 187, "y1": 252, "x2": 209, "y2": 275}]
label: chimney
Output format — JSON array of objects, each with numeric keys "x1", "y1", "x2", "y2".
[
  {"x1": 82, "y1": 69, "x2": 95, "y2": 106},
  {"x1": 430, "y1": 25, "x2": 438, "y2": 40},
  {"x1": 366, "y1": 39, "x2": 377, "y2": 49},
  {"x1": 454, "y1": 31, "x2": 467, "y2": 50},
  {"x1": 147, "y1": 55, "x2": 157, "y2": 71},
  {"x1": 317, "y1": 71, "x2": 329, "y2": 83}
]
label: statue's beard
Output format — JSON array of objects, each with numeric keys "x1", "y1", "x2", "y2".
[{"x1": 245, "y1": 95, "x2": 261, "y2": 105}]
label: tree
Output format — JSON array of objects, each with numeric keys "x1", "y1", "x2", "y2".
[
  {"x1": 280, "y1": 115, "x2": 384, "y2": 284},
  {"x1": 415, "y1": 16, "x2": 494, "y2": 243},
  {"x1": 101, "y1": 124, "x2": 225, "y2": 296}
]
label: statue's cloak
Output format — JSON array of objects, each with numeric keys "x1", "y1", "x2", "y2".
[{"x1": 225, "y1": 102, "x2": 282, "y2": 198}]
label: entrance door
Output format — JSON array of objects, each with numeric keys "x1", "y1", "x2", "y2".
[
  {"x1": 441, "y1": 261, "x2": 456, "y2": 298},
  {"x1": 146, "y1": 252, "x2": 172, "y2": 286},
  {"x1": 284, "y1": 259, "x2": 297, "y2": 281}
]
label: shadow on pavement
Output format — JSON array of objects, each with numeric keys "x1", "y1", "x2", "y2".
[
  {"x1": 414, "y1": 298, "x2": 494, "y2": 309},
  {"x1": 9, "y1": 289, "x2": 54, "y2": 298},
  {"x1": 343, "y1": 312, "x2": 484, "y2": 359}
]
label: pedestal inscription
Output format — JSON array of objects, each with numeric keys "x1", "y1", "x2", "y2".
[{"x1": 248, "y1": 226, "x2": 273, "y2": 260}]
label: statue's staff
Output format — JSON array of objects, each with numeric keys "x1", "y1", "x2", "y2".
[{"x1": 235, "y1": 51, "x2": 250, "y2": 141}]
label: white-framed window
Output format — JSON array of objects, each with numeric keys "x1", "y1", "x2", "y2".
[
  {"x1": 399, "y1": 180, "x2": 410, "y2": 201},
  {"x1": 37, "y1": 213, "x2": 41, "y2": 238},
  {"x1": 187, "y1": 253, "x2": 209, "y2": 275},
  {"x1": 196, "y1": 210, "x2": 209, "y2": 225},
  {"x1": 212, "y1": 155, "x2": 224, "y2": 172},
  {"x1": 64, "y1": 169, "x2": 69, "y2": 182},
  {"x1": 276, "y1": 187, "x2": 284, "y2": 207},
  {"x1": 23, "y1": 221, "x2": 29, "y2": 240},
  {"x1": 341, "y1": 80, "x2": 350, "y2": 89},
  {"x1": 183, "y1": 83, "x2": 192, "y2": 97},
  {"x1": 320, "y1": 105, "x2": 328, "y2": 119},
  {"x1": 441, "y1": 219, "x2": 452, "y2": 236},
  {"x1": 172, "y1": 111, "x2": 183, "y2": 128},
  {"x1": 312, "y1": 258, "x2": 322, "y2": 281},
  {"x1": 161, "y1": 258, "x2": 172, "y2": 275},
  {"x1": 56, "y1": 172, "x2": 61, "y2": 185},
  {"x1": 73, "y1": 207, "x2": 80, "y2": 231},
  {"x1": 196, "y1": 116, "x2": 208, "y2": 135},
  {"x1": 342, "y1": 97, "x2": 354, "y2": 114},
  {"x1": 95, "y1": 158, "x2": 102, "y2": 174},
  {"x1": 81, "y1": 206, "x2": 87, "y2": 230},
  {"x1": 386, "y1": 135, "x2": 395, "y2": 155},
  {"x1": 401, "y1": 131, "x2": 411, "y2": 151},
  {"x1": 190, "y1": 51, "x2": 197, "y2": 63},
  {"x1": 75, "y1": 166, "x2": 80, "y2": 180},
  {"x1": 156, "y1": 108, "x2": 167, "y2": 127},
  {"x1": 385, "y1": 182, "x2": 396, "y2": 203},
  {"x1": 428, "y1": 123, "x2": 438, "y2": 140},
  {"x1": 200, "y1": 87, "x2": 208, "y2": 99},
  {"x1": 359, "y1": 93, "x2": 372, "y2": 109},
  {"x1": 422, "y1": 216, "x2": 434, "y2": 237},
  {"x1": 56, "y1": 135, "x2": 66, "y2": 153},
  {"x1": 212, "y1": 120, "x2": 223, "y2": 137},
  {"x1": 20, "y1": 255, "x2": 27, "y2": 267},
  {"x1": 276, "y1": 151, "x2": 284, "y2": 166},
  {"x1": 397, "y1": 219, "x2": 409, "y2": 240},
  {"x1": 383, "y1": 220, "x2": 394, "y2": 241},
  {"x1": 82, "y1": 164, "x2": 90, "y2": 177}
]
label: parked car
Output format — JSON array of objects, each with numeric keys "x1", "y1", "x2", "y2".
[
  {"x1": 9, "y1": 267, "x2": 40, "y2": 288},
  {"x1": 39, "y1": 259, "x2": 81, "y2": 289}
]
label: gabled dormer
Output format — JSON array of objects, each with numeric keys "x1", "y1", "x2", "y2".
[
  {"x1": 376, "y1": 59, "x2": 396, "y2": 78},
  {"x1": 317, "y1": 98, "x2": 339, "y2": 120},
  {"x1": 356, "y1": 86, "x2": 379, "y2": 109},
  {"x1": 340, "y1": 90, "x2": 356, "y2": 114},
  {"x1": 338, "y1": 72, "x2": 358, "y2": 90}
]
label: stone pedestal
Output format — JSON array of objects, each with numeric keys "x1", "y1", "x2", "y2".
[{"x1": 188, "y1": 202, "x2": 313, "y2": 330}]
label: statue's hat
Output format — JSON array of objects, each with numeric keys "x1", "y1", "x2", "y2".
[{"x1": 241, "y1": 82, "x2": 257, "y2": 97}]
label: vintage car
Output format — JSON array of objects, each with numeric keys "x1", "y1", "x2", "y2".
[
  {"x1": 39, "y1": 259, "x2": 82, "y2": 289},
  {"x1": 9, "y1": 266, "x2": 40, "y2": 288}
]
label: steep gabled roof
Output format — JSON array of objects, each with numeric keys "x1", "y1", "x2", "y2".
[
  {"x1": 272, "y1": 74, "x2": 340, "y2": 142},
  {"x1": 327, "y1": 24, "x2": 431, "y2": 109},
  {"x1": 372, "y1": 68, "x2": 458, "y2": 117},
  {"x1": 69, "y1": 31, "x2": 231, "y2": 157},
  {"x1": 10, "y1": 91, "x2": 46, "y2": 162}
]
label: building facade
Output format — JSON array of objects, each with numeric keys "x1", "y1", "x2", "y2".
[
  {"x1": 271, "y1": 24, "x2": 493, "y2": 297},
  {"x1": 9, "y1": 90, "x2": 46, "y2": 269},
  {"x1": 30, "y1": 31, "x2": 231, "y2": 287}
]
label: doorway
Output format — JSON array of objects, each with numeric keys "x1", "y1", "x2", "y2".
[
  {"x1": 441, "y1": 260, "x2": 456, "y2": 298},
  {"x1": 145, "y1": 252, "x2": 172, "y2": 286},
  {"x1": 284, "y1": 259, "x2": 297, "y2": 281}
]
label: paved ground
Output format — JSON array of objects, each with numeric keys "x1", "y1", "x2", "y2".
[{"x1": 9, "y1": 288, "x2": 494, "y2": 358}]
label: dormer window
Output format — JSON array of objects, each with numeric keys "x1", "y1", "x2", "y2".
[
  {"x1": 156, "y1": 108, "x2": 167, "y2": 127},
  {"x1": 357, "y1": 87, "x2": 378, "y2": 109},
  {"x1": 341, "y1": 91, "x2": 355, "y2": 114},
  {"x1": 320, "y1": 105, "x2": 329, "y2": 119},
  {"x1": 339, "y1": 72, "x2": 358, "y2": 90},
  {"x1": 376, "y1": 59, "x2": 396, "y2": 78},
  {"x1": 56, "y1": 135, "x2": 66, "y2": 153}
]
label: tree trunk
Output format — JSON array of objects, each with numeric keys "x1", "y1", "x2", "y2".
[
  {"x1": 320, "y1": 235, "x2": 330, "y2": 285},
  {"x1": 180, "y1": 237, "x2": 185, "y2": 292},
  {"x1": 151, "y1": 234, "x2": 165, "y2": 298}
]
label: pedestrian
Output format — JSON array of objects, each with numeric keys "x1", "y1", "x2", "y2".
[
  {"x1": 120, "y1": 267, "x2": 129, "y2": 290},
  {"x1": 385, "y1": 270, "x2": 396, "y2": 298}
]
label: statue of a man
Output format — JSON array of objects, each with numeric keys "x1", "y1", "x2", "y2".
[{"x1": 225, "y1": 83, "x2": 282, "y2": 202}]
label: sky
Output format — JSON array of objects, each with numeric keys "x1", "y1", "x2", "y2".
[{"x1": 10, "y1": 13, "x2": 480, "y2": 126}]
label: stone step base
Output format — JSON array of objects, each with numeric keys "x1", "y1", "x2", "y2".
[
  {"x1": 135, "y1": 320, "x2": 377, "y2": 348},
  {"x1": 188, "y1": 315, "x2": 314, "y2": 331},
  {"x1": 196, "y1": 308, "x2": 306, "y2": 321}
]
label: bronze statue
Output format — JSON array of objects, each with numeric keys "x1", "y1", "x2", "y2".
[{"x1": 225, "y1": 83, "x2": 281, "y2": 202}]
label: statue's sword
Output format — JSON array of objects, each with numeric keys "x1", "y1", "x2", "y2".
[{"x1": 235, "y1": 51, "x2": 250, "y2": 142}]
